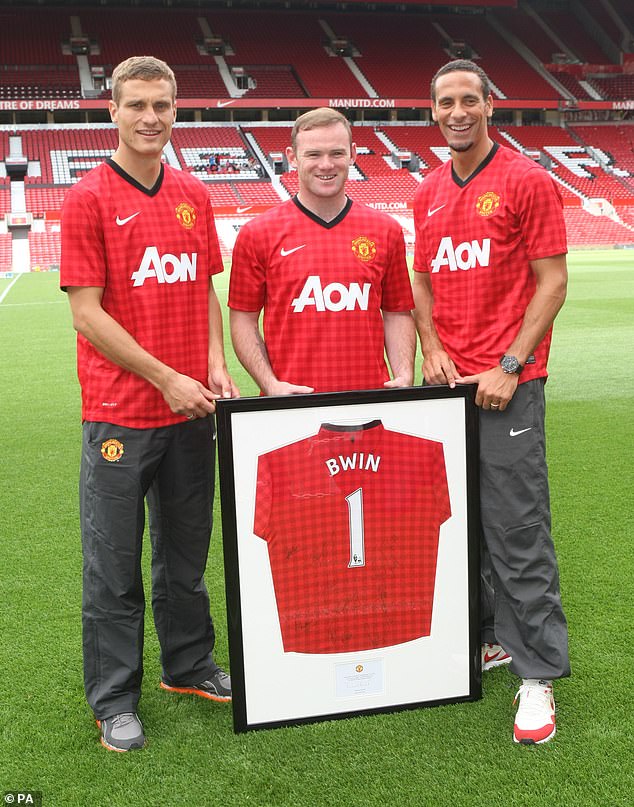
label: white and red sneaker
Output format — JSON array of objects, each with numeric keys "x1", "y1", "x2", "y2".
[
  {"x1": 481, "y1": 642, "x2": 512, "y2": 671},
  {"x1": 513, "y1": 679, "x2": 556, "y2": 745}
]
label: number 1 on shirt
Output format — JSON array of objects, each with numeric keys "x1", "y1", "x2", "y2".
[{"x1": 346, "y1": 487, "x2": 366, "y2": 568}]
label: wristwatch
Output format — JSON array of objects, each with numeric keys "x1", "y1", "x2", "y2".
[{"x1": 500, "y1": 354, "x2": 524, "y2": 375}]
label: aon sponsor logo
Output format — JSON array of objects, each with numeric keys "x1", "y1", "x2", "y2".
[
  {"x1": 292, "y1": 275, "x2": 371, "y2": 313},
  {"x1": 431, "y1": 237, "x2": 491, "y2": 273},
  {"x1": 131, "y1": 247, "x2": 197, "y2": 286}
]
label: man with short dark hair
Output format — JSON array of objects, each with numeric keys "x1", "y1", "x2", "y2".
[
  {"x1": 413, "y1": 59, "x2": 570, "y2": 745},
  {"x1": 61, "y1": 56, "x2": 238, "y2": 752}
]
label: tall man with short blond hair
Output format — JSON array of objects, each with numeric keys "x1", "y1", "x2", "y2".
[{"x1": 61, "y1": 56, "x2": 238, "y2": 752}]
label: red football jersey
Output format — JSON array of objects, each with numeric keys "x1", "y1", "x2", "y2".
[
  {"x1": 61, "y1": 160, "x2": 223, "y2": 428},
  {"x1": 228, "y1": 198, "x2": 414, "y2": 393},
  {"x1": 413, "y1": 144, "x2": 567, "y2": 381},
  {"x1": 254, "y1": 421, "x2": 451, "y2": 654}
]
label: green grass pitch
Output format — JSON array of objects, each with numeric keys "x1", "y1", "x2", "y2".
[{"x1": 0, "y1": 249, "x2": 632, "y2": 806}]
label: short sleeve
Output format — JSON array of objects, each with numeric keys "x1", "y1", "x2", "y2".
[
  {"x1": 228, "y1": 222, "x2": 267, "y2": 312},
  {"x1": 516, "y1": 167, "x2": 567, "y2": 261},
  {"x1": 253, "y1": 452, "x2": 272, "y2": 540},
  {"x1": 381, "y1": 220, "x2": 414, "y2": 312},
  {"x1": 60, "y1": 186, "x2": 106, "y2": 289},
  {"x1": 206, "y1": 198, "x2": 224, "y2": 277}
]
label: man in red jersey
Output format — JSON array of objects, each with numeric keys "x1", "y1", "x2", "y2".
[
  {"x1": 413, "y1": 59, "x2": 570, "y2": 745},
  {"x1": 60, "y1": 57, "x2": 238, "y2": 752},
  {"x1": 228, "y1": 107, "x2": 415, "y2": 394}
]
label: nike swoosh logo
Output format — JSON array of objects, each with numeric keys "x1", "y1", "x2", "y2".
[
  {"x1": 483, "y1": 652, "x2": 499, "y2": 664},
  {"x1": 116, "y1": 212, "x2": 141, "y2": 226},
  {"x1": 216, "y1": 100, "x2": 235, "y2": 108},
  {"x1": 427, "y1": 204, "x2": 446, "y2": 217},
  {"x1": 236, "y1": 206, "x2": 252, "y2": 214},
  {"x1": 280, "y1": 245, "x2": 306, "y2": 257},
  {"x1": 510, "y1": 427, "x2": 532, "y2": 437}
]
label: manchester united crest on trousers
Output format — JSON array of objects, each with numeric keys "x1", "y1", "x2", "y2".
[
  {"x1": 351, "y1": 236, "x2": 377, "y2": 262},
  {"x1": 101, "y1": 439, "x2": 124, "y2": 462},
  {"x1": 476, "y1": 192, "x2": 500, "y2": 217},
  {"x1": 175, "y1": 202, "x2": 197, "y2": 230}
]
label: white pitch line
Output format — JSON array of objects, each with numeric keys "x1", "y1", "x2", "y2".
[
  {"x1": 2, "y1": 300, "x2": 66, "y2": 308},
  {"x1": 0, "y1": 272, "x2": 22, "y2": 305}
]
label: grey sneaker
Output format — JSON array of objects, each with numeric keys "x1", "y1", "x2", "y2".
[
  {"x1": 97, "y1": 712, "x2": 145, "y2": 752},
  {"x1": 160, "y1": 668, "x2": 232, "y2": 703}
]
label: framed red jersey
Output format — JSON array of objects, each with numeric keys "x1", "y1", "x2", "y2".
[
  {"x1": 217, "y1": 385, "x2": 481, "y2": 733},
  {"x1": 254, "y1": 421, "x2": 451, "y2": 654}
]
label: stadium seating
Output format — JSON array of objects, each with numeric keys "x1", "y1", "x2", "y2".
[
  {"x1": 20, "y1": 127, "x2": 118, "y2": 185},
  {"x1": 320, "y1": 12, "x2": 448, "y2": 98},
  {"x1": 0, "y1": 233, "x2": 11, "y2": 272},
  {"x1": 432, "y1": 13, "x2": 561, "y2": 100},
  {"x1": 0, "y1": 8, "x2": 80, "y2": 99},
  {"x1": 546, "y1": 71, "x2": 596, "y2": 102},
  {"x1": 0, "y1": 9, "x2": 76, "y2": 65},
  {"x1": 5, "y1": 121, "x2": 632, "y2": 218},
  {"x1": 29, "y1": 227, "x2": 61, "y2": 271},
  {"x1": 0, "y1": 187, "x2": 11, "y2": 216},
  {"x1": 588, "y1": 74, "x2": 634, "y2": 101},
  {"x1": 564, "y1": 208, "x2": 634, "y2": 246},
  {"x1": 208, "y1": 9, "x2": 365, "y2": 99},
  {"x1": 24, "y1": 186, "x2": 67, "y2": 215},
  {"x1": 79, "y1": 8, "x2": 210, "y2": 71},
  {"x1": 1, "y1": 0, "x2": 633, "y2": 256},
  {"x1": 618, "y1": 207, "x2": 634, "y2": 228},
  {"x1": 497, "y1": 125, "x2": 633, "y2": 204},
  {"x1": 538, "y1": 9, "x2": 611, "y2": 63},
  {"x1": 571, "y1": 125, "x2": 634, "y2": 180}
]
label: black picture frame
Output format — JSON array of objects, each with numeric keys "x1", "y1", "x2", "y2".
[{"x1": 216, "y1": 385, "x2": 481, "y2": 733}]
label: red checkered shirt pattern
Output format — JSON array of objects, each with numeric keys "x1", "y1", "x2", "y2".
[
  {"x1": 229, "y1": 198, "x2": 414, "y2": 393},
  {"x1": 413, "y1": 144, "x2": 567, "y2": 382},
  {"x1": 60, "y1": 161, "x2": 223, "y2": 428},
  {"x1": 254, "y1": 421, "x2": 451, "y2": 654}
]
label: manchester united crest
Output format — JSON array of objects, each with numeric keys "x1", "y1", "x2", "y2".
[
  {"x1": 101, "y1": 438, "x2": 124, "y2": 463},
  {"x1": 351, "y1": 236, "x2": 377, "y2": 263},
  {"x1": 476, "y1": 191, "x2": 500, "y2": 217},
  {"x1": 175, "y1": 202, "x2": 197, "y2": 230}
]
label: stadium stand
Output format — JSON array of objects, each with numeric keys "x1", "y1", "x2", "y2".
[
  {"x1": 209, "y1": 9, "x2": 365, "y2": 99},
  {"x1": 81, "y1": 8, "x2": 208, "y2": 71},
  {"x1": 0, "y1": 187, "x2": 11, "y2": 216},
  {"x1": 0, "y1": 8, "x2": 80, "y2": 99},
  {"x1": 0, "y1": 232, "x2": 12, "y2": 272},
  {"x1": 1, "y1": 0, "x2": 633, "y2": 266},
  {"x1": 563, "y1": 208, "x2": 634, "y2": 245},
  {"x1": 571, "y1": 124, "x2": 634, "y2": 178},
  {"x1": 29, "y1": 226, "x2": 61, "y2": 271},
  {"x1": 433, "y1": 12, "x2": 561, "y2": 100},
  {"x1": 495, "y1": 125, "x2": 634, "y2": 204},
  {"x1": 588, "y1": 74, "x2": 634, "y2": 101},
  {"x1": 321, "y1": 12, "x2": 448, "y2": 98},
  {"x1": 538, "y1": 8, "x2": 612, "y2": 63}
]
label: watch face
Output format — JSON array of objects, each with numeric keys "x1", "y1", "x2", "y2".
[{"x1": 501, "y1": 355, "x2": 522, "y2": 374}]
